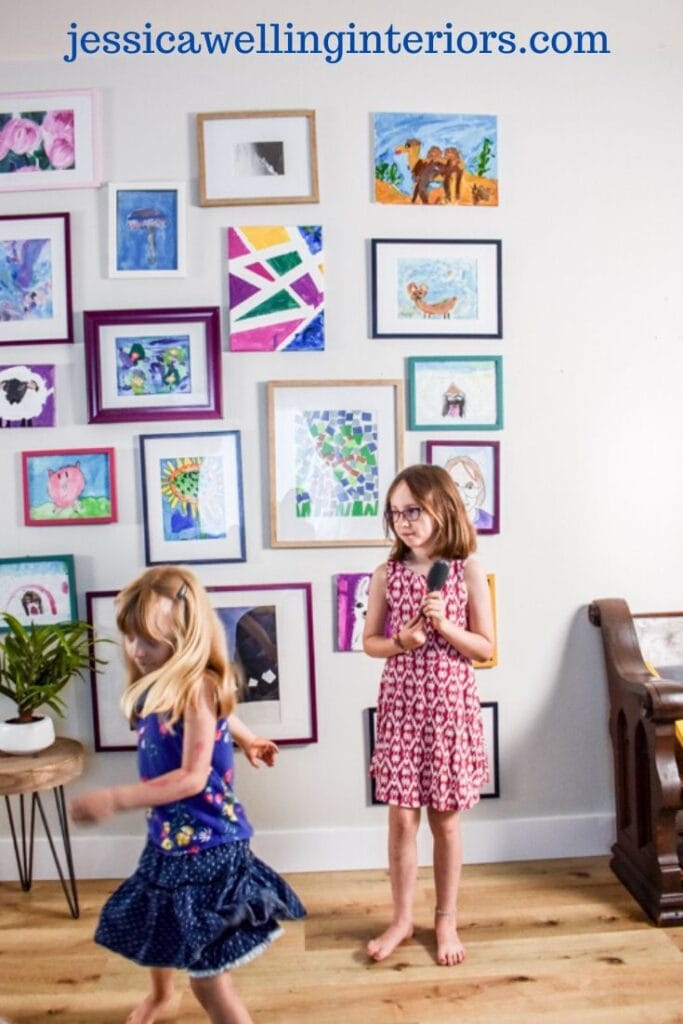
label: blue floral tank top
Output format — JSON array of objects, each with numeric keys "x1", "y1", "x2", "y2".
[{"x1": 137, "y1": 713, "x2": 252, "y2": 855}]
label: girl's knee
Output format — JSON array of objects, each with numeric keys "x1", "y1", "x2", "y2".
[
  {"x1": 390, "y1": 805, "x2": 421, "y2": 837},
  {"x1": 427, "y1": 807, "x2": 461, "y2": 838}
]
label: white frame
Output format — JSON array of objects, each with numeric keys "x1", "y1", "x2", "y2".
[
  {"x1": 0, "y1": 213, "x2": 72, "y2": 346},
  {"x1": 140, "y1": 430, "x2": 246, "y2": 565},
  {"x1": 0, "y1": 89, "x2": 101, "y2": 192},
  {"x1": 268, "y1": 379, "x2": 404, "y2": 547},
  {"x1": 107, "y1": 181, "x2": 187, "y2": 278},
  {"x1": 197, "y1": 109, "x2": 319, "y2": 206}
]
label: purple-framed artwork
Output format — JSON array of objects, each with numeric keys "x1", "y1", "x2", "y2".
[
  {"x1": 426, "y1": 439, "x2": 500, "y2": 535},
  {"x1": 84, "y1": 306, "x2": 222, "y2": 424},
  {"x1": 0, "y1": 364, "x2": 55, "y2": 426},
  {"x1": 22, "y1": 446, "x2": 117, "y2": 526},
  {"x1": 87, "y1": 582, "x2": 317, "y2": 751},
  {"x1": 0, "y1": 213, "x2": 73, "y2": 346},
  {"x1": 336, "y1": 572, "x2": 373, "y2": 651}
]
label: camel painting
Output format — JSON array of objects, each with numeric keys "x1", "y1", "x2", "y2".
[{"x1": 374, "y1": 112, "x2": 498, "y2": 206}]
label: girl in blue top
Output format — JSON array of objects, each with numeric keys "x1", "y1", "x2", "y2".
[{"x1": 71, "y1": 565, "x2": 305, "y2": 1024}]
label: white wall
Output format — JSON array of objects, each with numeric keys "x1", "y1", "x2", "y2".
[{"x1": 1, "y1": 0, "x2": 682, "y2": 879}]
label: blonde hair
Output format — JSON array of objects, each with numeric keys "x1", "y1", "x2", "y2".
[
  {"x1": 118, "y1": 565, "x2": 236, "y2": 727},
  {"x1": 384, "y1": 464, "x2": 477, "y2": 561}
]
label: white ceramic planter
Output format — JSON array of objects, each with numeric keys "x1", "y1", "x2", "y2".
[{"x1": 0, "y1": 715, "x2": 55, "y2": 755}]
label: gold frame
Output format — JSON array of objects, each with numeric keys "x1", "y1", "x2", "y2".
[
  {"x1": 267, "y1": 379, "x2": 404, "y2": 548},
  {"x1": 473, "y1": 574, "x2": 498, "y2": 669},
  {"x1": 197, "y1": 108, "x2": 319, "y2": 207}
]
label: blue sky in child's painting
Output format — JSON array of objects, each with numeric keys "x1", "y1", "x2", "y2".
[
  {"x1": 116, "y1": 334, "x2": 191, "y2": 396},
  {"x1": 397, "y1": 257, "x2": 478, "y2": 320},
  {"x1": 0, "y1": 237, "x2": 53, "y2": 320},
  {"x1": 374, "y1": 112, "x2": 498, "y2": 191},
  {"x1": 27, "y1": 451, "x2": 111, "y2": 507},
  {"x1": 160, "y1": 455, "x2": 227, "y2": 542},
  {"x1": 116, "y1": 189, "x2": 179, "y2": 271}
]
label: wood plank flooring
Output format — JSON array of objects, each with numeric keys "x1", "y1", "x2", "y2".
[{"x1": 0, "y1": 856, "x2": 681, "y2": 1023}]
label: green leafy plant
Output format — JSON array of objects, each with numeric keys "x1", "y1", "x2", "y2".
[
  {"x1": 475, "y1": 137, "x2": 494, "y2": 178},
  {"x1": 0, "y1": 613, "x2": 108, "y2": 723},
  {"x1": 375, "y1": 161, "x2": 403, "y2": 187}
]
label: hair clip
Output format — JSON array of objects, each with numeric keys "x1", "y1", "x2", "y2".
[{"x1": 176, "y1": 583, "x2": 188, "y2": 601}]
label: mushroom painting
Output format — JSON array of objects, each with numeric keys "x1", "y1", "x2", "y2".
[
  {"x1": 111, "y1": 183, "x2": 184, "y2": 276},
  {"x1": 126, "y1": 207, "x2": 167, "y2": 267}
]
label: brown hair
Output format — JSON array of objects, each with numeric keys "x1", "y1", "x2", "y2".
[
  {"x1": 117, "y1": 565, "x2": 236, "y2": 727},
  {"x1": 384, "y1": 464, "x2": 477, "y2": 561}
]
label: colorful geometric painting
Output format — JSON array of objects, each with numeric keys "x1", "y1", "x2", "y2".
[
  {"x1": 228, "y1": 225, "x2": 324, "y2": 351},
  {"x1": 215, "y1": 604, "x2": 280, "y2": 707},
  {"x1": 115, "y1": 188, "x2": 179, "y2": 272},
  {"x1": 159, "y1": 455, "x2": 227, "y2": 542},
  {"x1": 23, "y1": 448, "x2": 115, "y2": 524},
  {"x1": 0, "y1": 108, "x2": 74, "y2": 177},
  {"x1": 374, "y1": 112, "x2": 498, "y2": 206},
  {"x1": 116, "y1": 334, "x2": 191, "y2": 397},
  {"x1": 0, "y1": 363, "x2": 55, "y2": 426},
  {"x1": 295, "y1": 409, "x2": 378, "y2": 518},
  {"x1": 0, "y1": 236, "x2": 53, "y2": 321},
  {"x1": 0, "y1": 555, "x2": 76, "y2": 628},
  {"x1": 398, "y1": 256, "x2": 478, "y2": 321}
]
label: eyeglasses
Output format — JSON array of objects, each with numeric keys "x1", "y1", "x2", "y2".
[{"x1": 386, "y1": 506, "x2": 423, "y2": 524}]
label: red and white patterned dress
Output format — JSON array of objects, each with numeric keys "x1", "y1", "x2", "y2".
[{"x1": 370, "y1": 559, "x2": 488, "y2": 811}]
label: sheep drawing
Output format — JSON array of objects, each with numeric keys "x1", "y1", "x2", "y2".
[{"x1": 0, "y1": 364, "x2": 54, "y2": 427}]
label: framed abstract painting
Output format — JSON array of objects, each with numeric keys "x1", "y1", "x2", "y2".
[
  {"x1": 22, "y1": 447, "x2": 117, "y2": 526},
  {"x1": 371, "y1": 238, "x2": 502, "y2": 339},
  {"x1": 0, "y1": 554, "x2": 77, "y2": 630},
  {"x1": 426, "y1": 440, "x2": 500, "y2": 535},
  {"x1": 408, "y1": 355, "x2": 503, "y2": 431},
  {"x1": 0, "y1": 213, "x2": 73, "y2": 346},
  {"x1": 84, "y1": 306, "x2": 222, "y2": 423},
  {"x1": 0, "y1": 89, "x2": 101, "y2": 192},
  {"x1": 197, "y1": 109, "x2": 319, "y2": 206},
  {"x1": 0, "y1": 364, "x2": 55, "y2": 426},
  {"x1": 267, "y1": 379, "x2": 403, "y2": 547},
  {"x1": 227, "y1": 225, "x2": 324, "y2": 351},
  {"x1": 108, "y1": 182, "x2": 187, "y2": 278},
  {"x1": 140, "y1": 430, "x2": 246, "y2": 565}
]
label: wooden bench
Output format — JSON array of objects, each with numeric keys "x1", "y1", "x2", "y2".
[{"x1": 589, "y1": 598, "x2": 683, "y2": 925}]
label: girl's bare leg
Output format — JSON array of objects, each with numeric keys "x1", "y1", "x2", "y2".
[
  {"x1": 367, "y1": 805, "x2": 420, "y2": 961},
  {"x1": 126, "y1": 968, "x2": 176, "y2": 1024},
  {"x1": 189, "y1": 972, "x2": 254, "y2": 1024},
  {"x1": 427, "y1": 807, "x2": 465, "y2": 965}
]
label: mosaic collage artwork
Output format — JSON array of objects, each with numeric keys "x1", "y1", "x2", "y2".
[
  {"x1": 295, "y1": 408, "x2": 379, "y2": 518},
  {"x1": 227, "y1": 225, "x2": 324, "y2": 351}
]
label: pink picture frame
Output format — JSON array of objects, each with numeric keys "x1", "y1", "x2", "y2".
[{"x1": 22, "y1": 446, "x2": 117, "y2": 526}]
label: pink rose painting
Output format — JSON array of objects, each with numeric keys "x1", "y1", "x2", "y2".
[{"x1": 0, "y1": 108, "x2": 75, "y2": 175}]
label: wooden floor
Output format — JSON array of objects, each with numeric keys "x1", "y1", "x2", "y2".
[{"x1": 0, "y1": 856, "x2": 681, "y2": 1023}]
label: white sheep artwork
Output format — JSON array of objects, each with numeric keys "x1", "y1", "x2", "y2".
[{"x1": 0, "y1": 364, "x2": 54, "y2": 427}]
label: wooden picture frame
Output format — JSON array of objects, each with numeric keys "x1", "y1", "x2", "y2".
[
  {"x1": 197, "y1": 109, "x2": 319, "y2": 206},
  {"x1": 268, "y1": 379, "x2": 403, "y2": 547}
]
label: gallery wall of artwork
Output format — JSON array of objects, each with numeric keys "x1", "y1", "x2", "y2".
[{"x1": 5, "y1": 3, "x2": 681, "y2": 876}]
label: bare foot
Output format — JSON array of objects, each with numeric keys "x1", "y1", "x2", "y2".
[
  {"x1": 435, "y1": 912, "x2": 465, "y2": 966},
  {"x1": 125, "y1": 993, "x2": 175, "y2": 1024},
  {"x1": 366, "y1": 921, "x2": 414, "y2": 961}
]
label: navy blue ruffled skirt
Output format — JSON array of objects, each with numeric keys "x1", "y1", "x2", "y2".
[{"x1": 95, "y1": 840, "x2": 305, "y2": 977}]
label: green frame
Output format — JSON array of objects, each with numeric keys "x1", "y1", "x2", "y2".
[
  {"x1": 0, "y1": 554, "x2": 77, "y2": 630},
  {"x1": 408, "y1": 355, "x2": 503, "y2": 431}
]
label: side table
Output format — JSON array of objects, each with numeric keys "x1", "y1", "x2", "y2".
[{"x1": 0, "y1": 737, "x2": 84, "y2": 918}]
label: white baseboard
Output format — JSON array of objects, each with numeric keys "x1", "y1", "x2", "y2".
[{"x1": 0, "y1": 814, "x2": 614, "y2": 881}]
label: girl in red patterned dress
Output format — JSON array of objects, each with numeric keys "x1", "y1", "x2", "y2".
[{"x1": 364, "y1": 465, "x2": 494, "y2": 966}]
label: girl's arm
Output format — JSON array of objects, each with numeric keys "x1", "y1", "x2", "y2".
[
  {"x1": 229, "y1": 712, "x2": 278, "y2": 767},
  {"x1": 70, "y1": 680, "x2": 217, "y2": 825},
  {"x1": 363, "y1": 563, "x2": 426, "y2": 658},
  {"x1": 421, "y1": 557, "x2": 494, "y2": 662}
]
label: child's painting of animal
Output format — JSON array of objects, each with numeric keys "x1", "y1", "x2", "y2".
[
  {"x1": 116, "y1": 334, "x2": 191, "y2": 397},
  {"x1": 22, "y1": 447, "x2": 117, "y2": 525},
  {"x1": 336, "y1": 573, "x2": 373, "y2": 651},
  {"x1": 0, "y1": 554, "x2": 77, "y2": 629},
  {"x1": 374, "y1": 112, "x2": 498, "y2": 206},
  {"x1": 228, "y1": 226, "x2": 324, "y2": 351},
  {"x1": 400, "y1": 256, "x2": 478, "y2": 322},
  {"x1": 0, "y1": 363, "x2": 55, "y2": 426}
]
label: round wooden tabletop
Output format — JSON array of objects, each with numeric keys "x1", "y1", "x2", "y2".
[{"x1": 0, "y1": 737, "x2": 85, "y2": 797}]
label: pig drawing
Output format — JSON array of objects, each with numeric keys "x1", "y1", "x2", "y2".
[{"x1": 47, "y1": 462, "x2": 85, "y2": 511}]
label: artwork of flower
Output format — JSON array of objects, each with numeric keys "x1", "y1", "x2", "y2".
[
  {"x1": 159, "y1": 455, "x2": 227, "y2": 542},
  {"x1": 295, "y1": 408, "x2": 379, "y2": 518},
  {"x1": 228, "y1": 225, "x2": 324, "y2": 351},
  {"x1": 0, "y1": 108, "x2": 74, "y2": 176}
]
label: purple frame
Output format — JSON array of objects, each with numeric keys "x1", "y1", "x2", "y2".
[
  {"x1": 426, "y1": 439, "x2": 500, "y2": 535},
  {"x1": 208, "y1": 582, "x2": 318, "y2": 745},
  {"x1": 84, "y1": 306, "x2": 222, "y2": 424},
  {"x1": 0, "y1": 212, "x2": 73, "y2": 346}
]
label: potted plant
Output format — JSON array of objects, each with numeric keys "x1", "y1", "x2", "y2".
[{"x1": 0, "y1": 613, "x2": 104, "y2": 755}]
